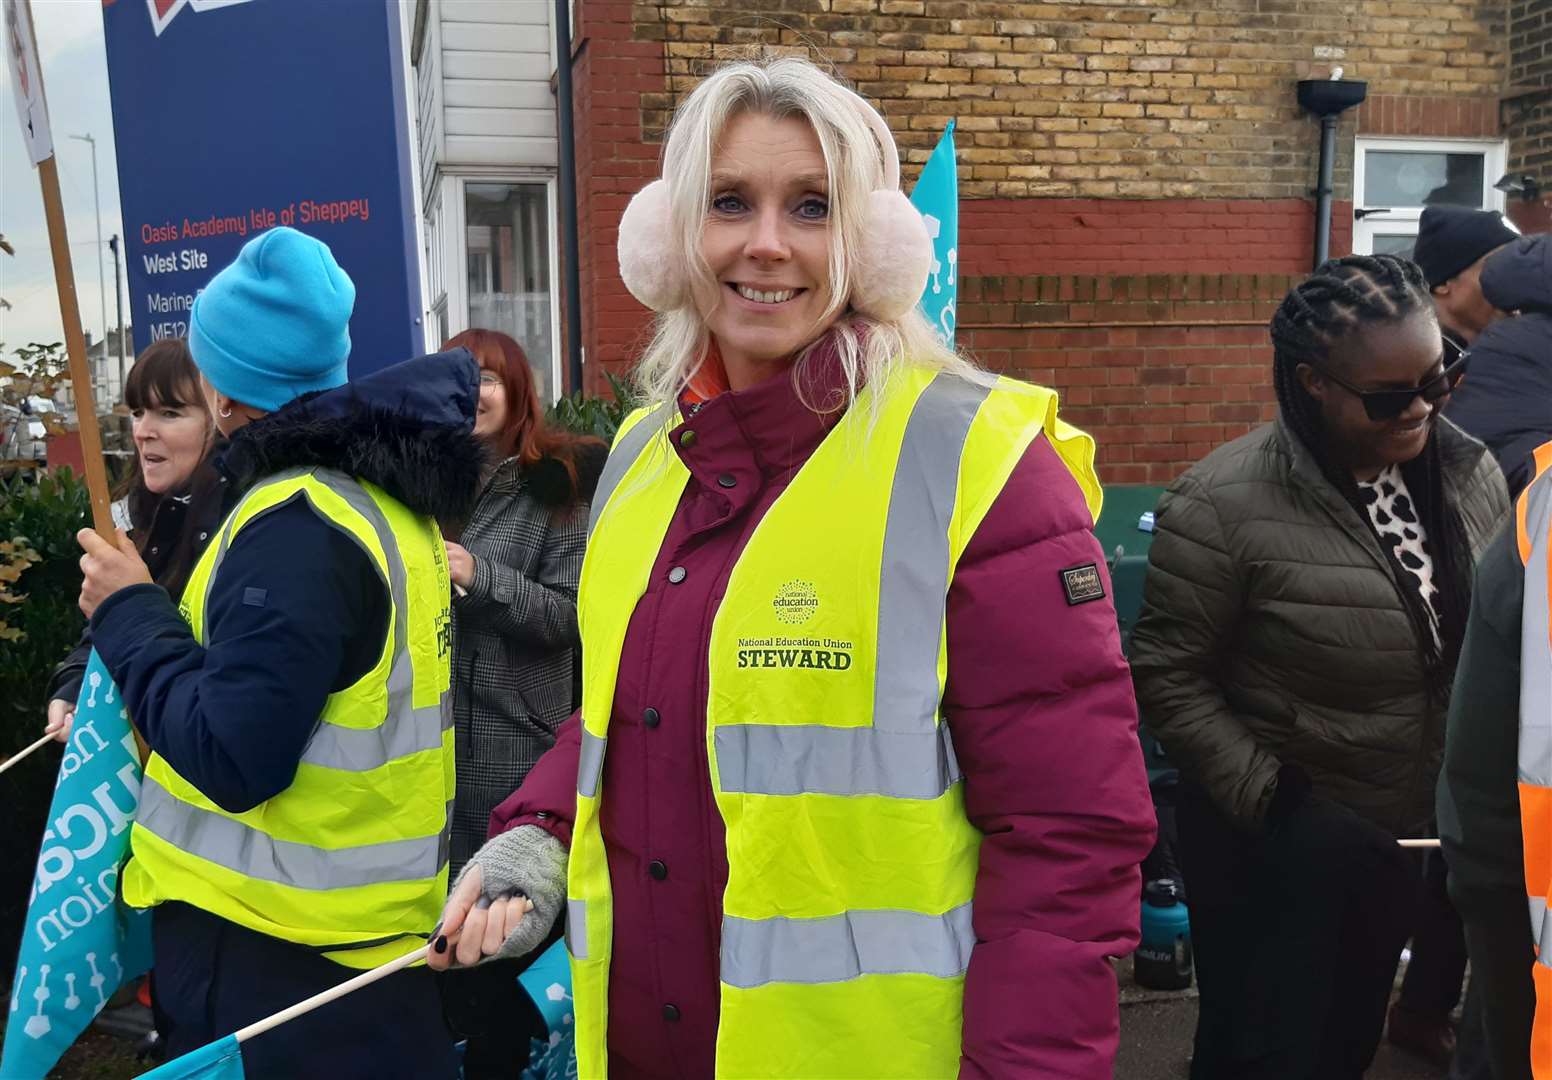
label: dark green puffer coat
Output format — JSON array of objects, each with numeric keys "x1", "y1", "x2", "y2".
[{"x1": 1131, "y1": 416, "x2": 1508, "y2": 834}]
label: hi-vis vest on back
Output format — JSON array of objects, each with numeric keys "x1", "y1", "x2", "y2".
[
  {"x1": 122, "y1": 466, "x2": 456, "y2": 969},
  {"x1": 569, "y1": 366, "x2": 1102, "y2": 1078},
  {"x1": 1517, "y1": 442, "x2": 1552, "y2": 1078}
]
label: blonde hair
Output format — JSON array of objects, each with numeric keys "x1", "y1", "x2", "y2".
[{"x1": 632, "y1": 57, "x2": 987, "y2": 414}]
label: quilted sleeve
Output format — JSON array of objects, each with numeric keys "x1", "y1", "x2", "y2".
[{"x1": 1129, "y1": 470, "x2": 1278, "y2": 827}]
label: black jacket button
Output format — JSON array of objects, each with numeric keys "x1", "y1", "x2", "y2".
[
  {"x1": 649, "y1": 860, "x2": 667, "y2": 880},
  {"x1": 643, "y1": 707, "x2": 660, "y2": 728},
  {"x1": 662, "y1": 1003, "x2": 680, "y2": 1022}
]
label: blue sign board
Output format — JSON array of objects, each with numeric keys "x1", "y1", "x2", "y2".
[{"x1": 102, "y1": 0, "x2": 422, "y2": 375}]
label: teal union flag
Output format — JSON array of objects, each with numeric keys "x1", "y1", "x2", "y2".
[
  {"x1": 1, "y1": 651, "x2": 152, "y2": 1079},
  {"x1": 138, "y1": 1034, "x2": 244, "y2": 1079},
  {"x1": 908, "y1": 120, "x2": 958, "y2": 347}
]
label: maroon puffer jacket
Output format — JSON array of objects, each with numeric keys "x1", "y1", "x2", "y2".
[{"x1": 491, "y1": 356, "x2": 1156, "y2": 1078}]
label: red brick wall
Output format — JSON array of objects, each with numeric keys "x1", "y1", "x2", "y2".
[
  {"x1": 1354, "y1": 94, "x2": 1502, "y2": 138},
  {"x1": 565, "y1": 3, "x2": 1466, "y2": 483},
  {"x1": 572, "y1": 0, "x2": 666, "y2": 389},
  {"x1": 961, "y1": 197, "x2": 1354, "y2": 276},
  {"x1": 960, "y1": 272, "x2": 1290, "y2": 483},
  {"x1": 1507, "y1": 0, "x2": 1551, "y2": 183}
]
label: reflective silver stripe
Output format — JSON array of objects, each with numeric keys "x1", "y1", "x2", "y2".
[
  {"x1": 1532, "y1": 896, "x2": 1551, "y2": 958},
  {"x1": 720, "y1": 902, "x2": 975, "y2": 989},
  {"x1": 874, "y1": 373, "x2": 991, "y2": 734},
  {"x1": 302, "y1": 702, "x2": 448, "y2": 771},
  {"x1": 578, "y1": 730, "x2": 607, "y2": 798},
  {"x1": 715, "y1": 722, "x2": 961, "y2": 800},
  {"x1": 136, "y1": 775, "x2": 445, "y2": 889},
  {"x1": 307, "y1": 470, "x2": 449, "y2": 770},
  {"x1": 709, "y1": 374, "x2": 986, "y2": 800},
  {"x1": 566, "y1": 898, "x2": 589, "y2": 960},
  {"x1": 200, "y1": 469, "x2": 446, "y2": 774},
  {"x1": 1521, "y1": 475, "x2": 1552, "y2": 786},
  {"x1": 588, "y1": 404, "x2": 671, "y2": 538}
]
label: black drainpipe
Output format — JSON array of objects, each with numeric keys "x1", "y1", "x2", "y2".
[
  {"x1": 1297, "y1": 78, "x2": 1368, "y2": 271},
  {"x1": 555, "y1": 0, "x2": 584, "y2": 396}
]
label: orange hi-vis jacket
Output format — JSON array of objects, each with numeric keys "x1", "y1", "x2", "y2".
[{"x1": 1517, "y1": 440, "x2": 1552, "y2": 1078}]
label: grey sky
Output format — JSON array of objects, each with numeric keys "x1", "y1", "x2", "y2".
[{"x1": 1, "y1": 0, "x2": 123, "y2": 356}]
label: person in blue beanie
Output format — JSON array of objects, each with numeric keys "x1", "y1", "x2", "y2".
[{"x1": 76, "y1": 227, "x2": 484, "y2": 1079}]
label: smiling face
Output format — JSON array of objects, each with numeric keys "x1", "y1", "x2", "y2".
[
  {"x1": 474, "y1": 366, "x2": 509, "y2": 444},
  {"x1": 132, "y1": 386, "x2": 209, "y2": 495},
  {"x1": 698, "y1": 111, "x2": 835, "y2": 389},
  {"x1": 1299, "y1": 308, "x2": 1448, "y2": 479}
]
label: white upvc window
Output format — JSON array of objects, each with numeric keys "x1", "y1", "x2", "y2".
[
  {"x1": 425, "y1": 171, "x2": 562, "y2": 402},
  {"x1": 1352, "y1": 137, "x2": 1509, "y2": 257}
]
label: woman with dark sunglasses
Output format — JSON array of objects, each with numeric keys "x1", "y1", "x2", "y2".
[{"x1": 1129, "y1": 254, "x2": 1508, "y2": 1080}]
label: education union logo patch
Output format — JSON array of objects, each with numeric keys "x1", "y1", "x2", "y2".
[{"x1": 772, "y1": 580, "x2": 819, "y2": 625}]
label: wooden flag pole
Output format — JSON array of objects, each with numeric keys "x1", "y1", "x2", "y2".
[
  {"x1": 36, "y1": 146, "x2": 114, "y2": 537},
  {"x1": 14, "y1": 0, "x2": 113, "y2": 538}
]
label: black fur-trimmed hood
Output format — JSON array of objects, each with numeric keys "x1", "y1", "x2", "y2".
[{"x1": 220, "y1": 348, "x2": 485, "y2": 522}]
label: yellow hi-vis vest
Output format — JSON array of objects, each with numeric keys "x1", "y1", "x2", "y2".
[
  {"x1": 122, "y1": 466, "x2": 456, "y2": 969},
  {"x1": 569, "y1": 366, "x2": 1102, "y2": 1078},
  {"x1": 1517, "y1": 441, "x2": 1552, "y2": 1077}
]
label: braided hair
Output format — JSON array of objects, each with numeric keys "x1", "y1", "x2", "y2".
[{"x1": 1269, "y1": 253, "x2": 1474, "y2": 703}]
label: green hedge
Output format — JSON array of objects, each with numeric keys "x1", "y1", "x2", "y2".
[{"x1": 0, "y1": 468, "x2": 88, "y2": 961}]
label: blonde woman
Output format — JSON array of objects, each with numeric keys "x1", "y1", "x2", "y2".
[{"x1": 431, "y1": 58, "x2": 1155, "y2": 1079}]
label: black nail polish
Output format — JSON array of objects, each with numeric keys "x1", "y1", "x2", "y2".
[{"x1": 433, "y1": 935, "x2": 447, "y2": 954}]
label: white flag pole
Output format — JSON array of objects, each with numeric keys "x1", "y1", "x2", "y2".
[
  {"x1": 233, "y1": 945, "x2": 430, "y2": 1044},
  {"x1": 0, "y1": 732, "x2": 54, "y2": 776}
]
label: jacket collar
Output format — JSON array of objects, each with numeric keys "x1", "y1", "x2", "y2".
[
  {"x1": 1274, "y1": 414, "x2": 1383, "y2": 565},
  {"x1": 1275, "y1": 411, "x2": 1488, "y2": 564},
  {"x1": 672, "y1": 339, "x2": 851, "y2": 482},
  {"x1": 483, "y1": 455, "x2": 525, "y2": 496}
]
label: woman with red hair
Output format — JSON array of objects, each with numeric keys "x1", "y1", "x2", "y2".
[{"x1": 441, "y1": 329, "x2": 607, "y2": 880}]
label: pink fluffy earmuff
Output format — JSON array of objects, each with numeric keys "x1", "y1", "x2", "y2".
[{"x1": 616, "y1": 89, "x2": 932, "y2": 322}]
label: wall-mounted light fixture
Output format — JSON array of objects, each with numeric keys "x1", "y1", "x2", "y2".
[{"x1": 1495, "y1": 173, "x2": 1542, "y2": 201}]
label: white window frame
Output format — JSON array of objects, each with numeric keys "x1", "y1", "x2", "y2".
[
  {"x1": 1352, "y1": 136, "x2": 1509, "y2": 255},
  {"x1": 433, "y1": 171, "x2": 562, "y2": 402},
  {"x1": 549, "y1": 0, "x2": 574, "y2": 76}
]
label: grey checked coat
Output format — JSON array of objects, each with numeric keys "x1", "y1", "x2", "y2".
[{"x1": 448, "y1": 446, "x2": 606, "y2": 877}]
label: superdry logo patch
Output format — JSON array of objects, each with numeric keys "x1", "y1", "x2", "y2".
[{"x1": 1061, "y1": 563, "x2": 1106, "y2": 606}]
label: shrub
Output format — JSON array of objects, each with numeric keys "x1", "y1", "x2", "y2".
[
  {"x1": 545, "y1": 372, "x2": 637, "y2": 444},
  {"x1": 0, "y1": 467, "x2": 88, "y2": 960}
]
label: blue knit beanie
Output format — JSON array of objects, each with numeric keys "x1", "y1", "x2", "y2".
[{"x1": 189, "y1": 227, "x2": 355, "y2": 412}]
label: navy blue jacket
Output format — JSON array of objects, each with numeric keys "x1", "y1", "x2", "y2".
[
  {"x1": 92, "y1": 352, "x2": 483, "y2": 814},
  {"x1": 1445, "y1": 235, "x2": 1552, "y2": 497}
]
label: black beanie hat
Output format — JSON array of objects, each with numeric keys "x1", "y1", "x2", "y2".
[{"x1": 1413, "y1": 207, "x2": 1520, "y2": 288}]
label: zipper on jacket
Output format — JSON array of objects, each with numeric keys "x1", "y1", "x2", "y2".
[{"x1": 1292, "y1": 467, "x2": 1438, "y2": 835}]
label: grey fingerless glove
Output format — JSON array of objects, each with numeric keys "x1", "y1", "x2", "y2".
[{"x1": 453, "y1": 825, "x2": 569, "y2": 961}]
